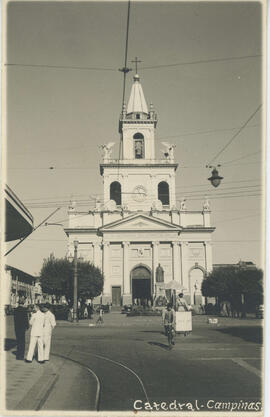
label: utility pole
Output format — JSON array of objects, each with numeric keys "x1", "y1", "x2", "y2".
[{"x1": 73, "y1": 240, "x2": 79, "y2": 322}]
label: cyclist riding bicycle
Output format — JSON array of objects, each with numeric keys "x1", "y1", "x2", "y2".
[{"x1": 162, "y1": 303, "x2": 175, "y2": 344}]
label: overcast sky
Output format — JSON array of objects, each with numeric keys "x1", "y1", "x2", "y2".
[{"x1": 5, "y1": 1, "x2": 264, "y2": 275}]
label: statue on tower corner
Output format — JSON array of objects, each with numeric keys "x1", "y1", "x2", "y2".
[
  {"x1": 180, "y1": 198, "x2": 187, "y2": 211},
  {"x1": 68, "y1": 201, "x2": 76, "y2": 211},
  {"x1": 161, "y1": 142, "x2": 176, "y2": 160},
  {"x1": 156, "y1": 263, "x2": 164, "y2": 283},
  {"x1": 99, "y1": 142, "x2": 115, "y2": 160},
  {"x1": 203, "y1": 196, "x2": 210, "y2": 211}
]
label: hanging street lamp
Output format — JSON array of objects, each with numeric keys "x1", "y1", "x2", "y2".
[{"x1": 207, "y1": 165, "x2": 224, "y2": 188}]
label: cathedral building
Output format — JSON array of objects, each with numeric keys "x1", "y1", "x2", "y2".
[{"x1": 65, "y1": 74, "x2": 215, "y2": 306}]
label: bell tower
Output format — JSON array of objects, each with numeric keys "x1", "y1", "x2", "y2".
[
  {"x1": 119, "y1": 74, "x2": 157, "y2": 161},
  {"x1": 101, "y1": 71, "x2": 177, "y2": 211}
]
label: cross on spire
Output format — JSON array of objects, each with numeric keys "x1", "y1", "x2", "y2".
[{"x1": 131, "y1": 56, "x2": 142, "y2": 74}]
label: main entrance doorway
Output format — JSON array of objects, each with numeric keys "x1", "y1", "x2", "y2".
[
  {"x1": 131, "y1": 266, "x2": 152, "y2": 305},
  {"x1": 112, "y1": 286, "x2": 121, "y2": 306}
]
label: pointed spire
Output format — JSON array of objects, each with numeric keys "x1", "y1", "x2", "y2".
[{"x1": 126, "y1": 73, "x2": 148, "y2": 115}]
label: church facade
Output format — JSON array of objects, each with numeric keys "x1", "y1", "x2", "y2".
[{"x1": 65, "y1": 74, "x2": 215, "y2": 306}]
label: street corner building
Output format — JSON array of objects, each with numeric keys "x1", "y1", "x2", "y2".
[{"x1": 64, "y1": 74, "x2": 215, "y2": 306}]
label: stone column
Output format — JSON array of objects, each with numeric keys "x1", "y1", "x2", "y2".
[
  {"x1": 172, "y1": 241, "x2": 181, "y2": 282},
  {"x1": 179, "y1": 243, "x2": 183, "y2": 285},
  {"x1": 122, "y1": 174, "x2": 127, "y2": 207},
  {"x1": 102, "y1": 242, "x2": 111, "y2": 303},
  {"x1": 181, "y1": 242, "x2": 190, "y2": 303},
  {"x1": 152, "y1": 241, "x2": 159, "y2": 296},
  {"x1": 169, "y1": 173, "x2": 176, "y2": 207},
  {"x1": 93, "y1": 242, "x2": 101, "y2": 267},
  {"x1": 103, "y1": 174, "x2": 110, "y2": 204},
  {"x1": 149, "y1": 174, "x2": 156, "y2": 201},
  {"x1": 122, "y1": 241, "x2": 132, "y2": 305},
  {"x1": 204, "y1": 242, "x2": 213, "y2": 273}
]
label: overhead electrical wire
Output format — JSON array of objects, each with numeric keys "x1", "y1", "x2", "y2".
[
  {"x1": 24, "y1": 183, "x2": 262, "y2": 204},
  {"x1": 176, "y1": 184, "x2": 261, "y2": 194},
  {"x1": 27, "y1": 191, "x2": 262, "y2": 209},
  {"x1": 5, "y1": 63, "x2": 117, "y2": 71},
  {"x1": 140, "y1": 54, "x2": 262, "y2": 70},
  {"x1": 184, "y1": 193, "x2": 261, "y2": 201},
  {"x1": 207, "y1": 104, "x2": 262, "y2": 166},
  {"x1": 214, "y1": 214, "x2": 260, "y2": 224},
  {"x1": 8, "y1": 158, "x2": 261, "y2": 171},
  {"x1": 117, "y1": 0, "x2": 131, "y2": 180},
  {"x1": 22, "y1": 179, "x2": 262, "y2": 202},
  {"x1": 176, "y1": 178, "x2": 261, "y2": 189},
  {"x1": 120, "y1": 0, "x2": 131, "y2": 108},
  {"x1": 10, "y1": 123, "x2": 260, "y2": 158},
  {"x1": 221, "y1": 151, "x2": 261, "y2": 165},
  {"x1": 175, "y1": 182, "x2": 261, "y2": 191},
  {"x1": 24, "y1": 184, "x2": 262, "y2": 205},
  {"x1": 156, "y1": 124, "x2": 260, "y2": 141},
  {"x1": 5, "y1": 54, "x2": 261, "y2": 72},
  {"x1": 39, "y1": 206, "x2": 262, "y2": 227}
]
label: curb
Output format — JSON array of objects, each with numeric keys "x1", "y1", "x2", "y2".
[{"x1": 51, "y1": 352, "x2": 101, "y2": 411}]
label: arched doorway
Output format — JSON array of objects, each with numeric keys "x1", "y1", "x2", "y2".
[{"x1": 131, "y1": 265, "x2": 152, "y2": 305}]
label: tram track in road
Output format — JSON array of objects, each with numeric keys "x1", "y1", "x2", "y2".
[
  {"x1": 50, "y1": 352, "x2": 101, "y2": 410},
  {"x1": 48, "y1": 346, "x2": 150, "y2": 411},
  {"x1": 76, "y1": 349, "x2": 149, "y2": 402},
  {"x1": 47, "y1": 318, "x2": 262, "y2": 410}
]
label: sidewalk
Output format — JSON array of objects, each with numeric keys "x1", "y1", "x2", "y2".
[
  {"x1": 4, "y1": 316, "x2": 99, "y2": 411},
  {"x1": 5, "y1": 349, "x2": 99, "y2": 411},
  {"x1": 5, "y1": 350, "x2": 58, "y2": 410}
]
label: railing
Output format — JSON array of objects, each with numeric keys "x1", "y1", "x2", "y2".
[{"x1": 100, "y1": 158, "x2": 176, "y2": 164}]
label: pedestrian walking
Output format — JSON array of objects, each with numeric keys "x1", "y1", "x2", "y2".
[
  {"x1": 87, "y1": 303, "x2": 93, "y2": 319},
  {"x1": 13, "y1": 298, "x2": 29, "y2": 360},
  {"x1": 42, "y1": 303, "x2": 56, "y2": 361},
  {"x1": 25, "y1": 304, "x2": 45, "y2": 363},
  {"x1": 96, "y1": 306, "x2": 104, "y2": 326},
  {"x1": 176, "y1": 293, "x2": 189, "y2": 312}
]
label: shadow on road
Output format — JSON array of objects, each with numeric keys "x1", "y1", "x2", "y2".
[
  {"x1": 215, "y1": 326, "x2": 263, "y2": 344},
  {"x1": 148, "y1": 341, "x2": 170, "y2": 350},
  {"x1": 140, "y1": 330, "x2": 163, "y2": 334},
  {"x1": 4, "y1": 338, "x2": 17, "y2": 351}
]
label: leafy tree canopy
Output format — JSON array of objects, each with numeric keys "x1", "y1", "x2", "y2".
[
  {"x1": 202, "y1": 266, "x2": 263, "y2": 306},
  {"x1": 40, "y1": 254, "x2": 104, "y2": 302}
]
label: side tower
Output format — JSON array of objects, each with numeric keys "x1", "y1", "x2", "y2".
[{"x1": 100, "y1": 74, "x2": 178, "y2": 212}]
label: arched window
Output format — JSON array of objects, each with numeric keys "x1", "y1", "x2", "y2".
[
  {"x1": 110, "y1": 181, "x2": 121, "y2": 206},
  {"x1": 158, "y1": 181, "x2": 170, "y2": 206},
  {"x1": 133, "y1": 133, "x2": 144, "y2": 159}
]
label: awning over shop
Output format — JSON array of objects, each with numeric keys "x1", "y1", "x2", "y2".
[{"x1": 5, "y1": 185, "x2": 34, "y2": 241}]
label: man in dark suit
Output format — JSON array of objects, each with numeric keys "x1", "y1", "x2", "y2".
[{"x1": 13, "y1": 298, "x2": 29, "y2": 360}]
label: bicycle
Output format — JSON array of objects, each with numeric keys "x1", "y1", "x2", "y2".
[{"x1": 165, "y1": 323, "x2": 175, "y2": 349}]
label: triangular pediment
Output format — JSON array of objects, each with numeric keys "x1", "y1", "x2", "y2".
[{"x1": 99, "y1": 213, "x2": 181, "y2": 232}]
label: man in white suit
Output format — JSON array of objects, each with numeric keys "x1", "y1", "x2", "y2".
[
  {"x1": 42, "y1": 303, "x2": 56, "y2": 361},
  {"x1": 26, "y1": 304, "x2": 45, "y2": 363}
]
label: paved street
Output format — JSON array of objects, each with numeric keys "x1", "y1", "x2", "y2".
[{"x1": 5, "y1": 313, "x2": 263, "y2": 412}]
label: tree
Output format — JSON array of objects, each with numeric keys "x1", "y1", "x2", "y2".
[
  {"x1": 40, "y1": 254, "x2": 104, "y2": 303},
  {"x1": 202, "y1": 266, "x2": 263, "y2": 314}
]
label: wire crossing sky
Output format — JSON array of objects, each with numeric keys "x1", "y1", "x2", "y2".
[{"x1": 207, "y1": 104, "x2": 262, "y2": 166}]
